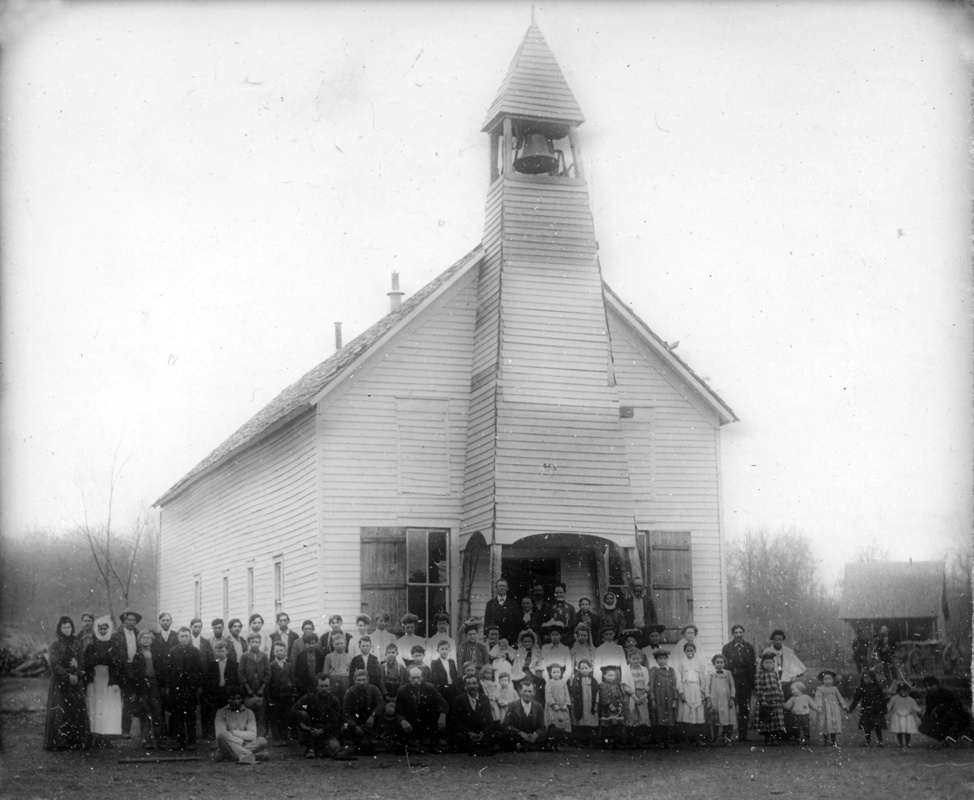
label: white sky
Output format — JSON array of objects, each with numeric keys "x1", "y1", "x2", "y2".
[{"x1": 2, "y1": 0, "x2": 971, "y2": 586}]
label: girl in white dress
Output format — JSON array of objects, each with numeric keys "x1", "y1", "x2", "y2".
[
  {"x1": 676, "y1": 642, "x2": 707, "y2": 745},
  {"x1": 887, "y1": 681, "x2": 921, "y2": 748}
]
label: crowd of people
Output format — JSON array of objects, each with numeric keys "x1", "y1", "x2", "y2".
[{"x1": 42, "y1": 582, "x2": 972, "y2": 762}]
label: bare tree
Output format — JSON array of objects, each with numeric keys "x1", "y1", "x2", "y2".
[{"x1": 76, "y1": 447, "x2": 154, "y2": 622}]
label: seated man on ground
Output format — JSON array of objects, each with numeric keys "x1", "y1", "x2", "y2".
[
  {"x1": 214, "y1": 688, "x2": 269, "y2": 764},
  {"x1": 290, "y1": 673, "x2": 355, "y2": 760},
  {"x1": 450, "y1": 674, "x2": 499, "y2": 754},
  {"x1": 342, "y1": 668, "x2": 385, "y2": 753},
  {"x1": 502, "y1": 677, "x2": 550, "y2": 751},
  {"x1": 394, "y1": 665, "x2": 449, "y2": 753}
]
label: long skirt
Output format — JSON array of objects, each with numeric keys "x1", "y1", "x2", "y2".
[
  {"x1": 44, "y1": 676, "x2": 90, "y2": 749},
  {"x1": 87, "y1": 665, "x2": 123, "y2": 735}
]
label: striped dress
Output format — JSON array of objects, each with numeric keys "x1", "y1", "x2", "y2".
[{"x1": 755, "y1": 667, "x2": 785, "y2": 734}]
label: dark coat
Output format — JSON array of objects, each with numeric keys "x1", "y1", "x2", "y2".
[
  {"x1": 290, "y1": 691, "x2": 342, "y2": 737},
  {"x1": 266, "y1": 658, "x2": 296, "y2": 699},
  {"x1": 348, "y1": 654, "x2": 382, "y2": 688},
  {"x1": 342, "y1": 683, "x2": 385, "y2": 727},
  {"x1": 484, "y1": 596, "x2": 521, "y2": 643},
  {"x1": 270, "y1": 629, "x2": 300, "y2": 660},
  {"x1": 167, "y1": 644, "x2": 203, "y2": 696},
  {"x1": 430, "y1": 658, "x2": 459, "y2": 701},
  {"x1": 292, "y1": 646, "x2": 326, "y2": 697},
  {"x1": 623, "y1": 593, "x2": 659, "y2": 631},
  {"x1": 450, "y1": 691, "x2": 496, "y2": 736},
  {"x1": 128, "y1": 649, "x2": 165, "y2": 695},
  {"x1": 503, "y1": 698, "x2": 545, "y2": 735},
  {"x1": 394, "y1": 682, "x2": 449, "y2": 728},
  {"x1": 568, "y1": 674, "x2": 600, "y2": 722},
  {"x1": 202, "y1": 658, "x2": 241, "y2": 699},
  {"x1": 722, "y1": 639, "x2": 757, "y2": 693},
  {"x1": 238, "y1": 650, "x2": 270, "y2": 697},
  {"x1": 84, "y1": 639, "x2": 123, "y2": 686}
]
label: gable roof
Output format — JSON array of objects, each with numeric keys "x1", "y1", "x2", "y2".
[
  {"x1": 155, "y1": 246, "x2": 483, "y2": 506},
  {"x1": 481, "y1": 21, "x2": 585, "y2": 133},
  {"x1": 839, "y1": 561, "x2": 948, "y2": 620},
  {"x1": 602, "y1": 283, "x2": 738, "y2": 425}
]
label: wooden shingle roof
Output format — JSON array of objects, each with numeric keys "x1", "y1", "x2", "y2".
[
  {"x1": 839, "y1": 561, "x2": 948, "y2": 620},
  {"x1": 155, "y1": 246, "x2": 483, "y2": 505},
  {"x1": 481, "y1": 22, "x2": 585, "y2": 133}
]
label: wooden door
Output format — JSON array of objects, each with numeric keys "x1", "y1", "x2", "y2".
[
  {"x1": 361, "y1": 528, "x2": 407, "y2": 627},
  {"x1": 646, "y1": 531, "x2": 692, "y2": 642}
]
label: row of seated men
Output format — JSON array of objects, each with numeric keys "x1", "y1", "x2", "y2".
[{"x1": 211, "y1": 666, "x2": 556, "y2": 763}]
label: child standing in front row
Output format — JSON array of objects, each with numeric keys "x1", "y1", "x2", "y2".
[
  {"x1": 495, "y1": 671, "x2": 519, "y2": 721},
  {"x1": 648, "y1": 650, "x2": 677, "y2": 748},
  {"x1": 847, "y1": 669, "x2": 886, "y2": 747},
  {"x1": 544, "y1": 664, "x2": 572, "y2": 742},
  {"x1": 627, "y1": 649, "x2": 651, "y2": 744},
  {"x1": 755, "y1": 653, "x2": 786, "y2": 746},
  {"x1": 569, "y1": 659, "x2": 600, "y2": 746},
  {"x1": 708, "y1": 654, "x2": 737, "y2": 745},
  {"x1": 783, "y1": 682, "x2": 813, "y2": 745},
  {"x1": 887, "y1": 681, "x2": 921, "y2": 748},
  {"x1": 813, "y1": 670, "x2": 849, "y2": 747}
]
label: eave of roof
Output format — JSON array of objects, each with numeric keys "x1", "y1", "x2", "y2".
[
  {"x1": 481, "y1": 22, "x2": 585, "y2": 133},
  {"x1": 602, "y1": 283, "x2": 738, "y2": 425},
  {"x1": 154, "y1": 245, "x2": 484, "y2": 507}
]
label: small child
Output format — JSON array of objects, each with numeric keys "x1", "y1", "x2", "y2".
[
  {"x1": 598, "y1": 665, "x2": 627, "y2": 749},
  {"x1": 783, "y1": 681, "x2": 813, "y2": 745},
  {"x1": 812, "y1": 670, "x2": 849, "y2": 747},
  {"x1": 708, "y1": 654, "x2": 737, "y2": 745},
  {"x1": 887, "y1": 681, "x2": 921, "y2": 748},
  {"x1": 847, "y1": 669, "x2": 886, "y2": 747},
  {"x1": 755, "y1": 653, "x2": 786, "y2": 746},
  {"x1": 323, "y1": 632, "x2": 351, "y2": 698},
  {"x1": 569, "y1": 659, "x2": 600, "y2": 746},
  {"x1": 491, "y1": 638, "x2": 515, "y2": 679},
  {"x1": 544, "y1": 663, "x2": 572, "y2": 741},
  {"x1": 266, "y1": 641, "x2": 295, "y2": 745},
  {"x1": 379, "y1": 644, "x2": 405, "y2": 703},
  {"x1": 627, "y1": 649, "x2": 651, "y2": 744},
  {"x1": 495, "y1": 671, "x2": 518, "y2": 720},
  {"x1": 648, "y1": 650, "x2": 677, "y2": 748},
  {"x1": 406, "y1": 646, "x2": 432, "y2": 683},
  {"x1": 479, "y1": 664, "x2": 501, "y2": 721}
]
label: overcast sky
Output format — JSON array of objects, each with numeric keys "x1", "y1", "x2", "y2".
[{"x1": 2, "y1": 0, "x2": 971, "y2": 586}]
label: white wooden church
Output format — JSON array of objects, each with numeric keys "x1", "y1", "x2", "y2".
[{"x1": 155, "y1": 22, "x2": 738, "y2": 656}]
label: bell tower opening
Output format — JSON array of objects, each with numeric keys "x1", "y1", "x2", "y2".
[{"x1": 488, "y1": 118, "x2": 583, "y2": 182}]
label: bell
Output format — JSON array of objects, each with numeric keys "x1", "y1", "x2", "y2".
[{"x1": 514, "y1": 132, "x2": 559, "y2": 174}]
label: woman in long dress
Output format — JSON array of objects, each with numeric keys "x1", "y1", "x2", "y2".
[
  {"x1": 44, "y1": 616, "x2": 90, "y2": 750},
  {"x1": 84, "y1": 615, "x2": 123, "y2": 743}
]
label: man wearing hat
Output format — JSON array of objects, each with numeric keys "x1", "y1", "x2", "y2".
[
  {"x1": 113, "y1": 609, "x2": 142, "y2": 738},
  {"x1": 484, "y1": 579, "x2": 520, "y2": 645},
  {"x1": 722, "y1": 624, "x2": 757, "y2": 740},
  {"x1": 395, "y1": 614, "x2": 425, "y2": 667}
]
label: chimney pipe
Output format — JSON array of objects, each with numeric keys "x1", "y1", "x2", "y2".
[
  {"x1": 334, "y1": 321, "x2": 342, "y2": 351},
  {"x1": 388, "y1": 271, "x2": 404, "y2": 311}
]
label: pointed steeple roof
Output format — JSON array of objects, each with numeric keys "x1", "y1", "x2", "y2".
[{"x1": 481, "y1": 22, "x2": 585, "y2": 132}]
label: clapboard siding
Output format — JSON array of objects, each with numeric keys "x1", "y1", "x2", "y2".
[
  {"x1": 315, "y1": 272, "x2": 479, "y2": 620},
  {"x1": 158, "y1": 410, "x2": 319, "y2": 626},
  {"x1": 608, "y1": 304, "x2": 727, "y2": 648}
]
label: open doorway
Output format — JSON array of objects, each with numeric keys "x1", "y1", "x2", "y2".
[{"x1": 501, "y1": 558, "x2": 561, "y2": 604}]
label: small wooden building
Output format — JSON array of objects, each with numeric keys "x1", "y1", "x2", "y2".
[
  {"x1": 155, "y1": 22, "x2": 737, "y2": 657},
  {"x1": 839, "y1": 560, "x2": 950, "y2": 645}
]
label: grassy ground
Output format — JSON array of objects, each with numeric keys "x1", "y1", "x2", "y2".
[{"x1": 2, "y1": 677, "x2": 972, "y2": 800}]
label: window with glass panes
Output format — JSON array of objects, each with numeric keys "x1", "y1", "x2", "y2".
[{"x1": 406, "y1": 528, "x2": 449, "y2": 639}]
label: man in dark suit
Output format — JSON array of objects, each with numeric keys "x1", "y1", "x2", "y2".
[
  {"x1": 549, "y1": 583, "x2": 577, "y2": 647},
  {"x1": 168, "y1": 626, "x2": 203, "y2": 750},
  {"x1": 624, "y1": 576, "x2": 659, "y2": 636},
  {"x1": 429, "y1": 640, "x2": 460, "y2": 704},
  {"x1": 342, "y1": 669, "x2": 385, "y2": 753},
  {"x1": 394, "y1": 666, "x2": 449, "y2": 752},
  {"x1": 502, "y1": 677, "x2": 549, "y2": 751},
  {"x1": 293, "y1": 632, "x2": 325, "y2": 697},
  {"x1": 721, "y1": 624, "x2": 757, "y2": 741},
  {"x1": 201, "y1": 639, "x2": 242, "y2": 740},
  {"x1": 270, "y1": 612, "x2": 300, "y2": 660},
  {"x1": 484, "y1": 579, "x2": 520, "y2": 645},
  {"x1": 450, "y1": 675, "x2": 499, "y2": 753},
  {"x1": 348, "y1": 636, "x2": 383, "y2": 690},
  {"x1": 113, "y1": 608, "x2": 142, "y2": 739},
  {"x1": 290, "y1": 674, "x2": 355, "y2": 759}
]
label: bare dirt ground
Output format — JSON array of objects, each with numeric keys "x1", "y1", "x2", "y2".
[{"x1": 3, "y1": 677, "x2": 973, "y2": 800}]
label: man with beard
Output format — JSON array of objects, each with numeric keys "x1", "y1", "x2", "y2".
[
  {"x1": 394, "y1": 666, "x2": 449, "y2": 753},
  {"x1": 450, "y1": 674, "x2": 499, "y2": 754},
  {"x1": 722, "y1": 624, "x2": 757, "y2": 740},
  {"x1": 290, "y1": 674, "x2": 355, "y2": 759},
  {"x1": 342, "y1": 669, "x2": 385, "y2": 754}
]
